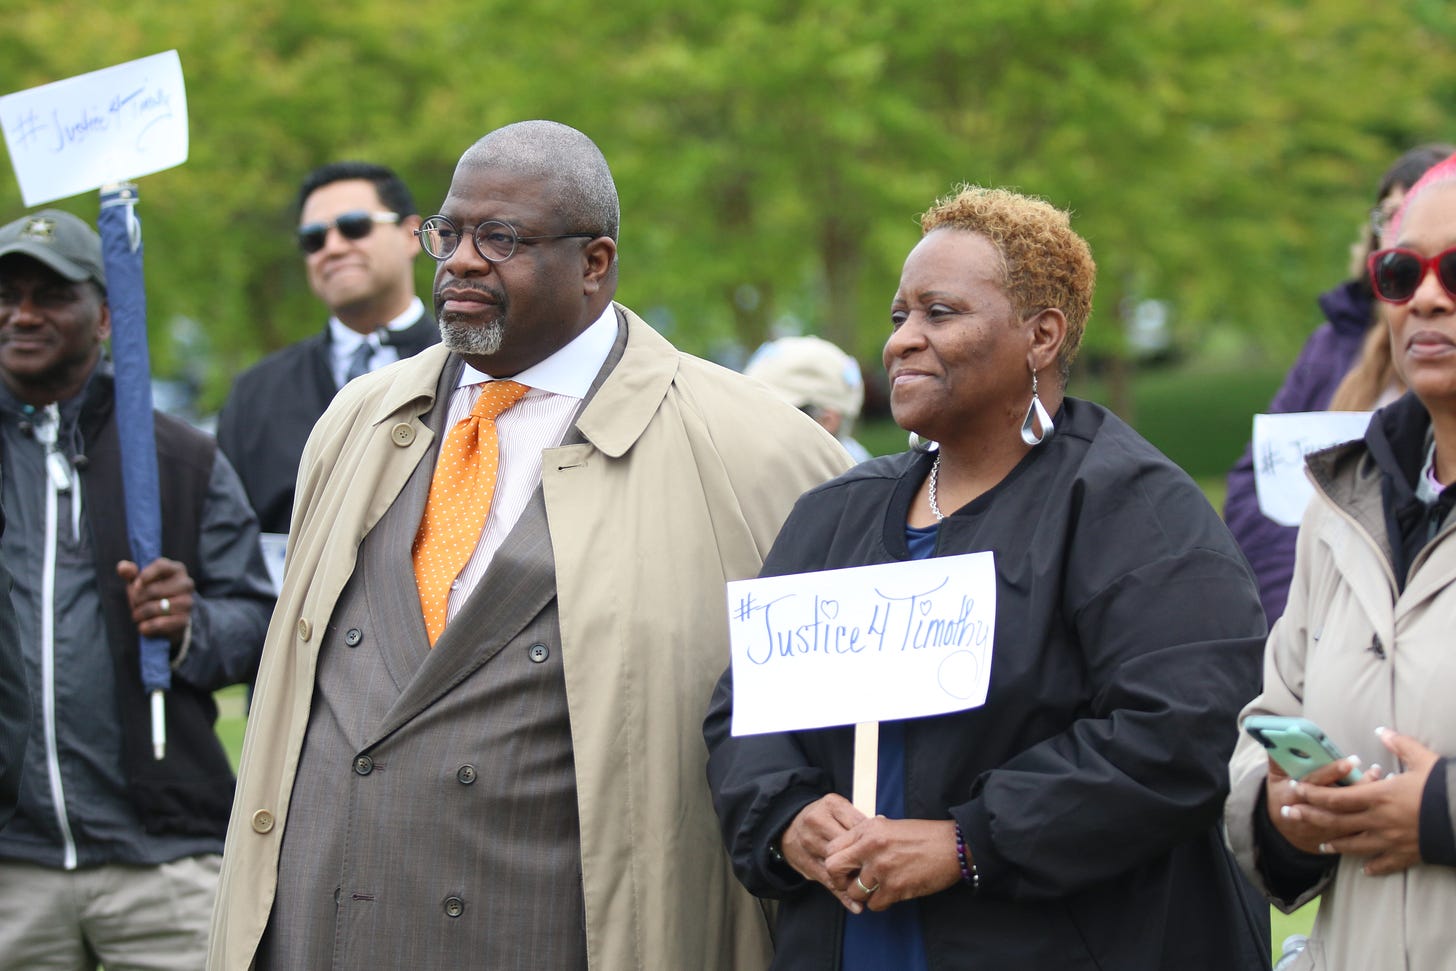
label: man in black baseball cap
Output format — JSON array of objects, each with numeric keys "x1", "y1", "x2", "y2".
[{"x1": 0, "y1": 208, "x2": 274, "y2": 971}]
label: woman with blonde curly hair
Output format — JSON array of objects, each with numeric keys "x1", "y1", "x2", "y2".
[{"x1": 705, "y1": 186, "x2": 1271, "y2": 969}]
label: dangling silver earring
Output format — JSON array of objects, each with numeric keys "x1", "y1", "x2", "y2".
[
  {"x1": 908, "y1": 432, "x2": 939, "y2": 453},
  {"x1": 1020, "y1": 370, "x2": 1053, "y2": 446}
]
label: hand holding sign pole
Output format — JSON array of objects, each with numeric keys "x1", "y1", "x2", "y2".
[{"x1": 1, "y1": 52, "x2": 188, "y2": 759}]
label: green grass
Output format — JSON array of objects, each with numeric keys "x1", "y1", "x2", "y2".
[{"x1": 216, "y1": 683, "x2": 247, "y2": 773}]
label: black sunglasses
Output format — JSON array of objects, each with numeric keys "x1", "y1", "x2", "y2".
[
  {"x1": 297, "y1": 210, "x2": 401, "y2": 254},
  {"x1": 1367, "y1": 246, "x2": 1456, "y2": 304}
]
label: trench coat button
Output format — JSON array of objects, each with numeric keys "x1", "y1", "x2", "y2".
[
  {"x1": 456, "y1": 764, "x2": 477, "y2": 784},
  {"x1": 344, "y1": 628, "x2": 363, "y2": 647},
  {"x1": 354, "y1": 755, "x2": 374, "y2": 776},
  {"x1": 251, "y1": 809, "x2": 275, "y2": 833},
  {"x1": 528, "y1": 643, "x2": 549, "y2": 663},
  {"x1": 391, "y1": 423, "x2": 415, "y2": 446},
  {"x1": 443, "y1": 896, "x2": 465, "y2": 918},
  {"x1": 297, "y1": 618, "x2": 312, "y2": 641}
]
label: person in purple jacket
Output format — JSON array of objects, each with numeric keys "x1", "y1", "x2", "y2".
[{"x1": 1224, "y1": 143, "x2": 1454, "y2": 626}]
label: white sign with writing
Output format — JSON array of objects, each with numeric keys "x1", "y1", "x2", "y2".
[
  {"x1": 727, "y1": 552, "x2": 996, "y2": 736},
  {"x1": 0, "y1": 51, "x2": 188, "y2": 206},
  {"x1": 258, "y1": 532, "x2": 288, "y2": 596},
  {"x1": 1253, "y1": 411, "x2": 1372, "y2": 527}
]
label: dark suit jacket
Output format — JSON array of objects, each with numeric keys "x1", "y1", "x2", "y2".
[{"x1": 217, "y1": 309, "x2": 438, "y2": 534}]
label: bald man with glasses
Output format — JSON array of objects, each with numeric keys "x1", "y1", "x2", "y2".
[{"x1": 217, "y1": 162, "x2": 440, "y2": 539}]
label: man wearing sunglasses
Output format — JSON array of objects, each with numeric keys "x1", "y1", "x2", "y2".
[
  {"x1": 216, "y1": 162, "x2": 439, "y2": 539},
  {"x1": 207, "y1": 121, "x2": 851, "y2": 971}
]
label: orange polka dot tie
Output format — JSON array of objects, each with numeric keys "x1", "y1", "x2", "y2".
[{"x1": 413, "y1": 380, "x2": 530, "y2": 645}]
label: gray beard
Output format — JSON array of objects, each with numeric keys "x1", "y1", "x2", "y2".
[{"x1": 439, "y1": 318, "x2": 504, "y2": 356}]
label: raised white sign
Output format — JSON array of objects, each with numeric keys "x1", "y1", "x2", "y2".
[
  {"x1": 727, "y1": 552, "x2": 996, "y2": 736},
  {"x1": 0, "y1": 51, "x2": 188, "y2": 206},
  {"x1": 1253, "y1": 411, "x2": 1371, "y2": 526}
]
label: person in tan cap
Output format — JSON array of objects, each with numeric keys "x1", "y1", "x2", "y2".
[{"x1": 746, "y1": 335, "x2": 871, "y2": 462}]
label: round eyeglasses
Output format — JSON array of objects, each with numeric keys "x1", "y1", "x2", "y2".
[{"x1": 415, "y1": 216, "x2": 596, "y2": 263}]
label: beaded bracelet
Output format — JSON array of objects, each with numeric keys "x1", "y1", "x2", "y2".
[{"x1": 954, "y1": 821, "x2": 979, "y2": 890}]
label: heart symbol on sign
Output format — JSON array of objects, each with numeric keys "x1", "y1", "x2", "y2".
[
  {"x1": 919, "y1": 599, "x2": 933, "y2": 615},
  {"x1": 819, "y1": 600, "x2": 839, "y2": 620}
]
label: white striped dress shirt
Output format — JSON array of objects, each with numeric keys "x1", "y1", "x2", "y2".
[{"x1": 440, "y1": 305, "x2": 618, "y2": 623}]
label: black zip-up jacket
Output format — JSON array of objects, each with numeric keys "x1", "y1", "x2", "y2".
[{"x1": 706, "y1": 397, "x2": 1271, "y2": 969}]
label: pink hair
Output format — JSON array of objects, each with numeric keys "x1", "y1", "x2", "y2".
[{"x1": 1391, "y1": 151, "x2": 1456, "y2": 238}]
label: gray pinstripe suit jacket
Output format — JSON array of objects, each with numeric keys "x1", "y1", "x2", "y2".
[{"x1": 260, "y1": 354, "x2": 601, "y2": 970}]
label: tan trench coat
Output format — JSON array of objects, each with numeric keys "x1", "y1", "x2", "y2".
[
  {"x1": 1227, "y1": 438, "x2": 1456, "y2": 971},
  {"x1": 207, "y1": 306, "x2": 853, "y2": 970}
]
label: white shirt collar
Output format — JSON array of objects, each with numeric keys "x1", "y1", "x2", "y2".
[
  {"x1": 328, "y1": 296, "x2": 427, "y2": 351},
  {"x1": 458, "y1": 303, "x2": 617, "y2": 399}
]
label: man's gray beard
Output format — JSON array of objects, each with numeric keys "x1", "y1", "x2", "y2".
[{"x1": 439, "y1": 317, "x2": 504, "y2": 356}]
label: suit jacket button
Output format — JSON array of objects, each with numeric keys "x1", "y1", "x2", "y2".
[
  {"x1": 456, "y1": 764, "x2": 477, "y2": 784},
  {"x1": 251, "y1": 809, "x2": 275, "y2": 833},
  {"x1": 354, "y1": 755, "x2": 374, "y2": 776},
  {"x1": 391, "y1": 422, "x2": 415, "y2": 446},
  {"x1": 344, "y1": 628, "x2": 363, "y2": 647},
  {"x1": 528, "y1": 643, "x2": 549, "y2": 663},
  {"x1": 443, "y1": 896, "x2": 465, "y2": 918}
]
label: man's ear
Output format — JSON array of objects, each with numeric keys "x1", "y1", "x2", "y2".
[
  {"x1": 582, "y1": 237, "x2": 617, "y2": 295},
  {"x1": 95, "y1": 300, "x2": 112, "y2": 344}
]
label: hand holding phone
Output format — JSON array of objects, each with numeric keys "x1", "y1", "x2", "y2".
[{"x1": 1244, "y1": 715, "x2": 1363, "y2": 786}]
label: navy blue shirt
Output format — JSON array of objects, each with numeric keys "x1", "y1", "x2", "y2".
[{"x1": 840, "y1": 522, "x2": 937, "y2": 970}]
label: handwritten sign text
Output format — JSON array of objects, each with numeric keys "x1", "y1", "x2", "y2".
[
  {"x1": 728, "y1": 552, "x2": 996, "y2": 736},
  {"x1": 1253, "y1": 411, "x2": 1371, "y2": 526},
  {"x1": 0, "y1": 51, "x2": 188, "y2": 206}
]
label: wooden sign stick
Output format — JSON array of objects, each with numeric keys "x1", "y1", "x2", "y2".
[{"x1": 852, "y1": 721, "x2": 879, "y2": 816}]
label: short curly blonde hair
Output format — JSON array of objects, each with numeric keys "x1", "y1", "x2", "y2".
[{"x1": 921, "y1": 186, "x2": 1096, "y2": 381}]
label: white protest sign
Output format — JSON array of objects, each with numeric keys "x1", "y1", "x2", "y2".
[
  {"x1": 727, "y1": 552, "x2": 996, "y2": 736},
  {"x1": 258, "y1": 532, "x2": 288, "y2": 596},
  {"x1": 1253, "y1": 411, "x2": 1372, "y2": 527},
  {"x1": 0, "y1": 51, "x2": 188, "y2": 207}
]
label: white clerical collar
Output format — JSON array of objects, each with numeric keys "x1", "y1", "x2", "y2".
[
  {"x1": 458, "y1": 303, "x2": 618, "y2": 399},
  {"x1": 328, "y1": 296, "x2": 427, "y2": 350}
]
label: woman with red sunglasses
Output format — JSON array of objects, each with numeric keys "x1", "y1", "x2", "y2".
[{"x1": 1228, "y1": 152, "x2": 1456, "y2": 971}]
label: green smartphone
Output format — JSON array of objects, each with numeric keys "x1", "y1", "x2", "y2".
[{"x1": 1243, "y1": 715, "x2": 1363, "y2": 786}]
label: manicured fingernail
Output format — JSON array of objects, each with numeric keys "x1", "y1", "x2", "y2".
[
  {"x1": 1287, "y1": 779, "x2": 1299, "y2": 789},
  {"x1": 1319, "y1": 843, "x2": 1333, "y2": 854},
  {"x1": 1280, "y1": 805, "x2": 1293, "y2": 819},
  {"x1": 1370, "y1": 763, "x2": 1383, "y2": 774},
  {"x1": 1347, "y1": 755, "x2": 1362, "y2": 767},
  {"x1": 1376, "y1": 726, "x2": 1389, "y2": 736}
]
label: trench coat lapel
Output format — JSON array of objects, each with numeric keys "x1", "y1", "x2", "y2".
[{"x1": 369, "y1": 313, "x2": 628, "y2": 742}]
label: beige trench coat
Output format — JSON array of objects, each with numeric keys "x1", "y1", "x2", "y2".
[
  {"x1": 207, "y1": 306, "x2": 853, "y2": 970},
  {"x1": 1227, "y1": 438, "x2": 1456, "y2": 970}
]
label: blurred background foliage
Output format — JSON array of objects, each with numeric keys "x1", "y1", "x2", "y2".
[{"x1": 0, "y1": 0, "x2": 1453, "y2": 434}]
